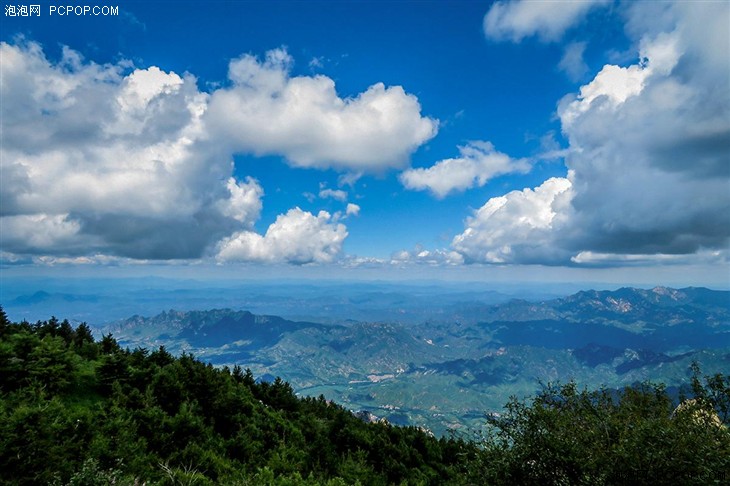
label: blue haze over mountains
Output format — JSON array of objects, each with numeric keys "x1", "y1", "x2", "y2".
[
  {"x1": 3, "y1": 277, "x2": 568, "y2": 325},
  {"x1": 3, "y1": 279, "x2": 728, "y2": 435}
]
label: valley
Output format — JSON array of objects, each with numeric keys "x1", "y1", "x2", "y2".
[{"x1": 95, "y1": 285, "x2": 730, "y2": 436}]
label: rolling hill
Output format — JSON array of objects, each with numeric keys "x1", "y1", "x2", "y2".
[{"x1": 102, "y1": 286, "x2": 730, "y2": 436}]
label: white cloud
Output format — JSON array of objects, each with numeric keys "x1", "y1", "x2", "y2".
[
  {"x1": 340, "y1": 256, "x2": 387, "y2": 268},
  {"x1": 116, "y1": 66, "x2": 183, "y2": 113},
  {"x1": 346, "y1": 203, "x2": 361, "y2": 217},
  {"x1": 559, "y1": 32, "x2": 681, "y2": 128},
  {"x1": 216, "y1": 208, "x2": 347, "y2": 264},
  {"x1": 1, "y1": 41, "x2": 442, "y2": 264},
  {"x1": 319, "y1": 188, "x2": 348, "y2": 202},
  {"x1": 484, "y1": 0, "x2": 610, "y2": 42},
  {"x1": 206, "y1": 48, "x2": 438, "y2": 171},
  {"x1": 459, "y1": 1, "x2": 730, "y2": 266},
  {"x1": 390, "y1": 247, "x2": 465, "y2": 266},
  {"x1": 0, "y1": 40, "x2": 260, "y2": 260},
  {"x1": 452, "y1": 177, "x2": 573, "y2": 264},
  {"x1": 338, "y1": 172, "x2": 364, "y2": 187},
  {"x1": 1, "y1": 214, "x2": 86, "y2": 253},
  {"x1": 217, "y1": 177, "x2": 264, "y2": 225},
  {"x1": 399, "y1": 141, "x2": 530, "y2": 198},
  {"x1": 557, "y1": 7, "x2": 729, "y2": 258},
  {"x1": 558, "y1": 41, "x2": 589, "y2": 82},
  {"x1": 571, "y1": 249, "x2": 728, "y2": 267}
]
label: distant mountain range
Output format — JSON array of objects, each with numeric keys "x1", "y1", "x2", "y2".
[
  {"x1": 103, "y1": 286, "x2": 730, "y2": 436},
  {"x1": 2, "y1": 278, "x2": 561, "y2": 325}
]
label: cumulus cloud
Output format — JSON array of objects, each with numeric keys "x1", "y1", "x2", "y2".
[
  {"x1": 216, "y1": 208, "x2": 347, "y2": 264},
  {"x1": 205, "y1": 48, "x2": 438, "y2": 171},
  {"x1": 557, "y1": 4, "x2": 730, "y2": 257},
  {"x1": 399, "y1": 141, "x2": 530, "y2": 198},
  {"x1": 217, "y1": 177, "x2": 264, "y2": 225},
  {"x1": 1, "y1": 214, "x2": 87, "y2": 254},
  {"x1": 484, "y1": 0, "x2": 610, "y2": 43},
  {"x1": 0, "y1": 41, "x2": 367, "y2": 264},
  {"x1": 0, "y1": 40, "x2": 258, "y2": 260},
  {"x1": 452, "y1": 177, "x2": 573, "y2": 264},
  {"x1": 558, "y1": 32, "x2": 681, "y2": 128},
  {"x1": 457, "y1": 1, "x2": 730, "y2": 265}
]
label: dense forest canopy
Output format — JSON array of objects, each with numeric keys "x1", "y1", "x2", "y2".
[{"x1": 0, "y1": 307, "x2": 728, "y2": 485}]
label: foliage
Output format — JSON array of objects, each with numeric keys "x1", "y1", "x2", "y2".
[
  {"x1": 472, "y1": 376, "x2": 730, "y2": 485},
  {"x1": 1, "y1": 306, "x2": 728, "y2": 485},
  {"x1": 0, "y1": 308, "x2": 471, "y2": 485}
]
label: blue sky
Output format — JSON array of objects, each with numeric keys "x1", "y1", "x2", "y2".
[{"x1": 1, "y1": 0, "x2": 729, "y2": 287}]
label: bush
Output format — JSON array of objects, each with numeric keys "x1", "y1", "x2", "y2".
[{"x1": 474, "y1": 377, "x2": 730, "y2": 485}]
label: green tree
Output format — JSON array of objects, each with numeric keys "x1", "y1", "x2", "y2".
[
  {"x1": 477, "y1": 379, "x2": 730, "y2": 486},
  {"x1": 0, "y1": 306, "x2": 10, "y2": 338},
  {"x1": 27, "y1": 335, "x2": 76, "y2": 393}
]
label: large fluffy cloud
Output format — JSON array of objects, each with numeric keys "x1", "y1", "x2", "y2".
[
  {"x1": 1, "y1": 42, "x2": 436, "y2": 263},
  {"x1": 452, "y1": 177, "x2": 573, "y2": 264},
  {"x1": 399, "y1": 141, "x2": 529, "y2": 198},
  {"x1": 484, "y1": 0, "x2": 610, "y2": 43},
  {"x1": 216, "y1": 208, "x2": 347, "y2": 264},
  {"x1": 458, "y1": 1, "x2": 730, "y2": 265},
  {"x1": 0, "y1": 43, "x2": 318, "y2": 263},
  {"x1": 205, "y1": 48, "x2": 438, "y2": 171},
  {"x1": 0, "y1": 41, "x2": 253, "y2": 260},
  {"x1": 558, "y1": 2, "x2": 730, "y2": 257}
]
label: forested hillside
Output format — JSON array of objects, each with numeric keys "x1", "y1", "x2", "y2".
[
  {"x1": 1, "y1": 307, "x2": 728, "y2": 485},
  {"x1": 100, "y1": 287, "x2": 730, "y2": 435}
]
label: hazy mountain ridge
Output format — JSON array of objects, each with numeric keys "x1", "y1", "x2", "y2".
[
  {"x1": 3, "y1": 278, "x2": 567, "y2": 326},
  {"x1": 102, "y1": 286, "x2": 730, "y2": 435},
  {"x1": 551, "y1": 286, "x2": 729, "y2": 325},
  {"x1": 452, "y1": 286, "x2": 729, "y2": 325},
  {"x1": 107, "y1": 308, "x2": 332, "y2": 347}
]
